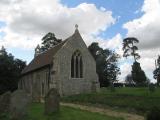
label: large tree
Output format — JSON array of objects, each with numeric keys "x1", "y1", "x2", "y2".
[
  {"x1": 40, "y1": 32, "x2": 62, "y2": 52},
  {"x1": 122, "y1": 37, "x2": 147, "y2": 86},
  {"x1": 153, "y1": 55, "x2": 160, "y2": 86},
  {"x1": 122, "y1": 37, "x2": 140, "y2": 61},
  {"x1": 88, "y1": 42, "x2": 120, "y2": 87},
  {"x1": 0, "y1": 46, "x2": 26, "y2": 94}
]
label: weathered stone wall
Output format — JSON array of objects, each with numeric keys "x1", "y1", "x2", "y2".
[
  {"x1": 19, "y1": 67, "x2": 50, "y2": 102},
  {"x1": 54, "y1": 31, "x2": 99, "y2": 96}
]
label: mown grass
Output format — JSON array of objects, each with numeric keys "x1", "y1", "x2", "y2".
[
  {"x1": 0, "y1": 103, "x2": 124, "y2": 120},
  {"x1": 27, "y1": 103, "x2": 123, "y2": 120},
  {"x1": 62, "y1": 87, "x2": 160, "y2": 115}
]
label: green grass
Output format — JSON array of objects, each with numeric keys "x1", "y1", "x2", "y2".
[
  {"x1": 27, "y1": 103, "x2": 123, "y2": 120},
  {"x1": 62, "y1": 87, "x2": 160, "y2": 115},
  {"x1": 104, "y1": 87, "x2": 160, "y2": 97}
]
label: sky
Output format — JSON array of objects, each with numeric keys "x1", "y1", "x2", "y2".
[{"x1": 0, "y1": 0, "x2": 160, "y2": 82}]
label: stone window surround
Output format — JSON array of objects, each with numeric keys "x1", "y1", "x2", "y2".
[{"x1": 71, "y1": 50, "x2": 83, "y2": 78}]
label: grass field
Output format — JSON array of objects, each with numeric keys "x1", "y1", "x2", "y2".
[
  {"x1": 28, "y1": 103, "x2": 123, "y2": 120},
  {"x1": 62, "y1": 87, "x2": 160, "y2": 115},
  {"x1": 0, "y1": 103, "x2": 123, "y2": 120}
]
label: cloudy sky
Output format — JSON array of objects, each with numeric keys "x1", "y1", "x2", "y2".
[{"x1": 0, "y1": 0, "x2": 160, "y2": 82}]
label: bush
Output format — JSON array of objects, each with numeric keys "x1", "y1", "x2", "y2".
[{"x1": 146, "y1": 107, "x2": 160, "y2": 120}]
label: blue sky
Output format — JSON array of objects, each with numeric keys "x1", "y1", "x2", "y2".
[
  {"x1": 0, "y1": 0, "x2": 160, "y2": 81},
  {"x1": 61, "y1": 0, "x2": 144, "y2": 38}
]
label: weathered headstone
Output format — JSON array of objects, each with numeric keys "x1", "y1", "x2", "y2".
[
  {"x1": 0, "y1": 91, "x2": 11, "y2": 114},
  {"x1": 9, "y1": 90, "x2": 31, "y2": 120},
  {"x1": 44, "y1": 88, "x2": 60, "y2": 115}
]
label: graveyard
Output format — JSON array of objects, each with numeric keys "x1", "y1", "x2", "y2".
[
  {"x1": 0, "y1": 89, "x2": 124, "y2": 120},
  {"x1": 1, "y1": 87, "x2": 160, "y2": 120},
  {"x1": 27, "y1": 103, "x2": 124, "y2": 120},
  {"x1": 1, "y1": 0, "x2": 160, "y2": 120}
]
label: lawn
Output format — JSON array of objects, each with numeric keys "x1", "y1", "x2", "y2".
[
  {"x1": 27, "y1": 103, "x2": 123, "y2": 120},
  {"x1": 0, "y1": 103, "x2": 123, "y2": 120},
  {"x1": 62, "y1": 87, "x2": 160, "y2": 115}
]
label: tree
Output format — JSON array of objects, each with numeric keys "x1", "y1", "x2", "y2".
[
  {"x1": 0, "y1": 46, "x2": 26, "y2": 94},
  {"x1": 132, "y1": 62, "x2": 147, "y2": 86},
  {"x1": 122, "y1": 37, "x2": 147, "y2": 86},
  {"x1": 153, "y1": 55, "x2": 160, "y2": 86},
  {"x1": 88, "y1": 42, "x2": 120, "y2": 87},
  {"x1": 0, "y1": 46, "x2": 7, "y2": 56},
  {"x1": 40, "y1": 32, "x2": 62, "y2": 52},
  {"x1": 122, "y1": 37, "x2": 140, "y2": 62}
]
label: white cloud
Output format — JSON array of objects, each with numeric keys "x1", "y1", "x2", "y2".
[
  {"x1": 122, "y1": 0, "x2": 160, "y2": 82},
  {"x1": 119, "y1": 63, "x2": 132, "y2": 82},
  {"x1": 0, "y1": 0, "x2": 115, "y2": 50},
  {"x1": 83, "y1": 33, "x2": 122, "y2": 49},
  {"x1": 123, "y1": 0, "x2": 160, "y2": 50},
  {"x1": 139, "y1": 49, "x2": 160, "y2": 81}
]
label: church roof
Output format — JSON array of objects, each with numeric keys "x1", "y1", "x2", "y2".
[
  {"x1": 21, "y1": 40, "x2": 67, "y2": 75},
  {"x1": 21, "y1": 29, "x2": 82, "y2": 75}
]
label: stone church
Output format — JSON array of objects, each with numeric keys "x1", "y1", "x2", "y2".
[{"x1": 19, "y1": 26, "x2": 100, "y2": 102}]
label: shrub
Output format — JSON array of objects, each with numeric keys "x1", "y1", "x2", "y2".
[{"x1": 146, "y1": 107, "x2": 160, "y2": 120}]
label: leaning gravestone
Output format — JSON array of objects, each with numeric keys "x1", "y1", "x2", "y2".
[
  {"x1": 44, "y1": 88, "x2": 60, "y2": 115},
  {"x1": 0, "y1": 91, "x2": 11, "y2": 114},
  {"x1": 9, "y1": 90, "x2": 31, "y2": 120}
]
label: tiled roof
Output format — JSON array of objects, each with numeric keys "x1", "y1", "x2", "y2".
[{"x1": 21, "y1": 40, "x2": 67, "y2": 74}]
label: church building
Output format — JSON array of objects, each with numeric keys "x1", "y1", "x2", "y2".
[{"x1": 19, "y1": 26, "x2": 100, "y2": 102}]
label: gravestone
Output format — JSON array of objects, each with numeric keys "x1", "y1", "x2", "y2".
[
  {"x1": 9, "y1": 90, "x2": 31, "y2": 120},
  {"x1": 44, "y1": 88, "x2": 60, "y2": 115},
  {"x1": 0, "y1": 91, "x2": 11, "y2": 114}
]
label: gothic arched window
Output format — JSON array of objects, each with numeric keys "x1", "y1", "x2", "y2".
[{"x1": 71, "y1": 50, "x2": 83, "y2": 78}]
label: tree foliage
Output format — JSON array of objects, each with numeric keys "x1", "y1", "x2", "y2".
[
  {"x1": 132, "y1": 61, "x2": 147, "y2": 86},
  {"x1": 88, "y1": 42, "x2": 120, "y2": 87},
  {"x1": 122, "y1": 37, "x2": 140, "y2": 61},
  {"x1": 0, "y1": 46, "x2": 26, "y2": 94},
  {"x1": 35, "y1": 32, "x2": 62, "y2": 55},
  {"x1": 153, "y1": 55, "x2": 160, "y2": 86}
]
